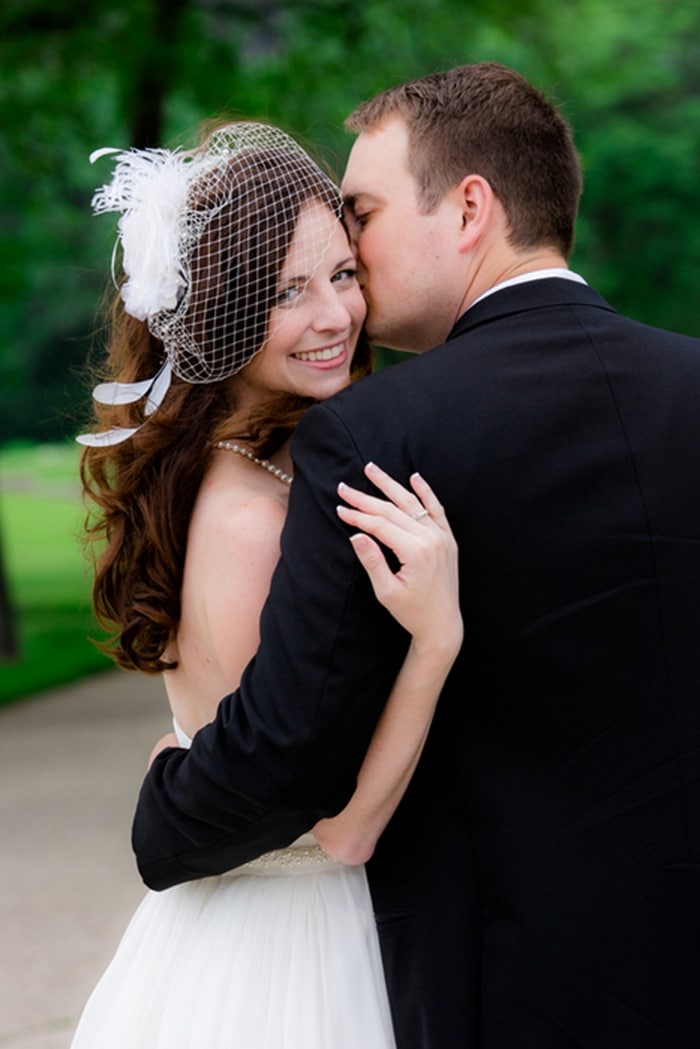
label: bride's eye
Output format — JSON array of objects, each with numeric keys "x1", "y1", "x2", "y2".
[
  {"x1": 331, "y1": 268, "x2": 358, "y2": 285},
  {"x1": 273, "y1": 283, "x2": 305, "y2": 307}
]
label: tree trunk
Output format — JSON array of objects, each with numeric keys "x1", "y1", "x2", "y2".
[
  {"x1": 0, "y1": 525, "x2": 18, "y2": 661},
  {"x1": 129, "y1": 0, "x2": 191, "y2": 148}
]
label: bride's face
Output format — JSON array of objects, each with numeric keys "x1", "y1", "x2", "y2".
[{"x1": 234, "y1": 202, "x2": 367, "y2": 407}]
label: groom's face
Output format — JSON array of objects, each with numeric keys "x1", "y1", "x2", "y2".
[{"x1": 342, "y1": 117, "x2": 464, "y2": 354}]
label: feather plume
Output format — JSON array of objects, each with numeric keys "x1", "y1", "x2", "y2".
[{"x1": 91, "y1": 148, "x2": 191, "y2": 321}]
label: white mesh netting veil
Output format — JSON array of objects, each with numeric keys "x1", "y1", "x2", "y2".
[{"x1": 79, "y1": 123, "x2": 343, "y2": 446}]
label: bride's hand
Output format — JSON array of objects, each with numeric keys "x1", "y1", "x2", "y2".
[{"x1": 337, "y1": 462, "x2": 463, "y2": 657}]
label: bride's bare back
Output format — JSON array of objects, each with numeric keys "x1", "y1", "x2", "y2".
[{"x1": 165, "y1": 448, "x2": 290, "y2": 740}]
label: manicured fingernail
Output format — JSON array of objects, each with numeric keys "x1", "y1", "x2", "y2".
[
  {"x1": 365, "y1": 461, "x2": 377, "y2": 472},
  {"x1": 337, "y1": 481, "x2": 348, "y2": 492}
]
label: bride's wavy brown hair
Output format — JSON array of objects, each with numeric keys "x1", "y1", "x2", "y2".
[{"x1": 80, "y1": 129, "x2": 371, "y2": 674}]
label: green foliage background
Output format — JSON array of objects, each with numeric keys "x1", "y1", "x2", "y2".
[
  {"x1": 2, "y1": 0, "x2": 699, "y2": 444},
  {"x1": 0, "y1": 0, "x2": 699, "y2": 697},
  {"x1": 0, "y1": 442, "x2": 111, "y2": 702}
]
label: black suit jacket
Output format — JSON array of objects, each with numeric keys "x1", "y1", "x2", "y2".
[{"x1": 133, "y1": 279, "x2": 700, "y2": 1048}]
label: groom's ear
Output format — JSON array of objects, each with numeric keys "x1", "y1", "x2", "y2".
[{"x1": 454, "y1": 174, "x2": 494, "y2": 253}]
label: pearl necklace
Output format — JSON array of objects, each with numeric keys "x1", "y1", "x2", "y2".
[{"x1": 215, "y1": 440, "x2": 293, "y2": 487}]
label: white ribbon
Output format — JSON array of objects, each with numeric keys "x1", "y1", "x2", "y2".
[{"x1": 76, "y1": 360, "x2": 172, "y2": 447}]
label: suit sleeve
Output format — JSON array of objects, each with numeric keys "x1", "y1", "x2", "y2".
[{"x1": 132, "y1": 400, "x2": 408, "y2": 889}]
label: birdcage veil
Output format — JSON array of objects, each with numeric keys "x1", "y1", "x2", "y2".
[{"x1": 78, "y1": 123, "x2": 342, "y2": 446}]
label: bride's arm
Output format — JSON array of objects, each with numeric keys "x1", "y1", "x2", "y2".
[{"x1": 312, "y1": 463, "x2": 462, "y2": 864}]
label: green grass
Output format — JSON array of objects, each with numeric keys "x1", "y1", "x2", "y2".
[{"x1": 0, "y1": 442, "x2": 112, "y2": 706}]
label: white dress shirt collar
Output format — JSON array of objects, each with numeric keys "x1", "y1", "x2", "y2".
[{"x1": 469, "y1": 268, "x2": 587, "y2": 312}]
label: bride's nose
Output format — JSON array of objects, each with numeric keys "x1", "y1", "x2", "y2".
[{"x1": 312, "y1": 287, "x2": 353, "y2": 333}]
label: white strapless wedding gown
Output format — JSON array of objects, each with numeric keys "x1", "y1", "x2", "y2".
[{"x1": 69, "y1": 722, "x2": 396, "y2": 1048}]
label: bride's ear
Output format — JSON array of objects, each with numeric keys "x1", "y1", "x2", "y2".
[{"x1": 455, "y1": 175, "x2": 494, "y2": 253}]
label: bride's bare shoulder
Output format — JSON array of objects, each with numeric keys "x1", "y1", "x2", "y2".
[{"x1": 188, "y1": 457, "x2": 289, "y2": 560}]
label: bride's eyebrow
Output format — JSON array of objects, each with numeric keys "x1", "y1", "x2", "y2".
[{"x1": 278, "y1": 274, "x2": 308, "y2": 284}]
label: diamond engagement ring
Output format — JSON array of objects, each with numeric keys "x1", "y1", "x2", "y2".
[{"x1": 411, "y1": 508, "x2": 430, "y2": 521}]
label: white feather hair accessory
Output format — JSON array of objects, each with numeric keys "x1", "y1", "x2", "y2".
[
  {"x1": 89, "y1": 146, "x2": 194, "y2": 322},
  {"x1": 77, "y1": 124, "x2": 342, "y2": 447}
]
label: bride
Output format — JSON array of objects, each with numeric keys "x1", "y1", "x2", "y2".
[{"x1": 71, "y1": 121, "x2": 461, "y2": 1047}]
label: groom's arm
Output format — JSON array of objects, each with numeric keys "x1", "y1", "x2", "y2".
[{"x1": 132, "y1": 399, "x2": 408, "y2": 890}]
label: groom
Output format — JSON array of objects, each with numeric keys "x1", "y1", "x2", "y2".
[{"x1": 133, "y1": 64, "x2": 700, "y2": 1046}]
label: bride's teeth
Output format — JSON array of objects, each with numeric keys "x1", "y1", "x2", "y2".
[{"x1": 295, "y1": 344, "x2": 343, "y2": 362}]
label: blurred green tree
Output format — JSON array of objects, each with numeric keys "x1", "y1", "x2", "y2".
[
  {"x1": 514, "y1": 0, "x2": 700, "y2": 336},
  {"x1": 1, "y1": 0, "x2": 699, "y2": 442}
]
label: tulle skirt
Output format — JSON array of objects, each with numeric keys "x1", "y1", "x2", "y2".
[{"x1": 70, "y1": 844, "x2": 396, "y2": 1048}]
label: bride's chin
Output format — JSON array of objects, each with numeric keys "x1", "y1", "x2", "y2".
[{"x1": 297, "y1": 372, "x2": 353, "y2": 399}]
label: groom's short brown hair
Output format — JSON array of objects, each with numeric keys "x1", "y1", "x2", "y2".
[{"x1": 345, "y1": 62, "x2": 583, "y2": 258}]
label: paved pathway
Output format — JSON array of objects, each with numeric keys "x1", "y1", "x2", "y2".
[{"x1": 0, "y1": 671, "x2": 168, "y2": 1048}]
